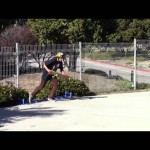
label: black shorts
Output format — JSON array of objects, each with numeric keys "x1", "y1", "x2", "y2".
[
  {"x1": 42, "y1": 69, "x2": 57, "y2": 81},
  {"x1": 42, "y1": 73, "x2": 53, "y2": 81}
]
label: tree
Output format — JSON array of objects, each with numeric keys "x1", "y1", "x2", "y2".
[
  {"x1": 0, "y1": 24, "x2": 38, "y2": 46},
  {"x1": 28, "y1": 19, "x2": 127, "y2": 43},
  {"x1": 122, "y1": 19, "x2": 147, "y2": 41},
  {"x1": 107, "y1": 19, "x2": 150, "y2": 42},
  {"x1": 141, "y1": 19, "x2": 150, "y2": 39},
  {"x1": 0, "y1": 19, "x2": 27, "y2": 31},
  {"x1": 62, "y1": 19, "x2": 87, "y2": 43},
  {"x1": 27, "y1": 19, "x2": 68, "y2": 44},
  {"x1": 28, "y1": 19, "x2": 118, "y2": 44},
  {"x1": 107, "y1": 19, "x2": 133, "y2": 42},
  {"x1": 0, "y1": 19, "x2": 15, "y2": 30}
]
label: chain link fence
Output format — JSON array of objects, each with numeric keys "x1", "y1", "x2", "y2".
[
  {"x1": 0, "y1": 46, "x2": 16, "y2": 86},
  {"x1": 135, "y1": 40, "x2": 150, "y2": 84},
  {"x1": 82, "y1": 42, "x2": 135, "y2": 76},
  {"x1": 0, "y1": 43, "x2": 81, "y2": 93},
  {"x1": 1, "y1": 40, "x2": 150, "y2": 94},
  {"x1": 136, "y1": 40, "x2": 150, "y2": 70}
]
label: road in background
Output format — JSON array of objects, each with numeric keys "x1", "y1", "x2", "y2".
[{"x1": 76, "y1": 58, "x2": 150, "y2": 83}]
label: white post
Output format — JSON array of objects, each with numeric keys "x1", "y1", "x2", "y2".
[
  {"x1": 16, "y1": 43, "x2": 19, "y2": 88},
  {"x1": 79, "y1": 42, "x2": 82, "y2": 81},
  {"x1": 133, "y1": 38, "x2": 137, "y2": 90}
]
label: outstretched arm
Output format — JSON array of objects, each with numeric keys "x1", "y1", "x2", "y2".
[
  {"x1": 43, "y1": 64, "x2": 55, "y2": 75},
  {"x1": 43, "y1": 63, "x2": 66, "y2": 78}
]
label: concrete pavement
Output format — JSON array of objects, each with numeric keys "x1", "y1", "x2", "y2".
[{"x1": 0, "y1": 91, "x2": 150, "y2": 131}]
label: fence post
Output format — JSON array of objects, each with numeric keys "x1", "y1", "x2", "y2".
[
  {"x1": 131, "y1": 70, "x2": 133, "y2": 82},
  {"x1": 109, "y1": 70, "x2": 111, "y2": 77},
  {"x1": 16, "y1": 43, "x2": 19, "y2": 88},
  {"x1": 133, "y1": 38, "x2": 137, "y2": 90},
  {"x1": 79, "y1": 42, "x2": 82, "y2": 81}
]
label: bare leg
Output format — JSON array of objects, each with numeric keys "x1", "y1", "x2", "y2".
[
  {"x1": 48, "y1": 78, "x2": 58, "y2": 98},
  {"x1": 31, "y1": 80, "x2": 47, "y2": 98}
]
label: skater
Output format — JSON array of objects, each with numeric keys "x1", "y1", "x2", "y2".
[{"x1": 29, "y1": 52, "x2": 68, "y2": 102}]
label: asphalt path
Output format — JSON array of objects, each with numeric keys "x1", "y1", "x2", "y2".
[{"x1": 1, "y1": 91, "x2": 150, "y2": 131}]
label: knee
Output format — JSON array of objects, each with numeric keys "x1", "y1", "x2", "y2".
[
  {"x1": 53, "y1": 80, "x2": 58, "y2": 86},
  {"x1": 38, "y1": 85, "x2": 44, "y2": 91},
  {"x1": 54, "y1": 83, "x2": 58, "y2": 88},
  {"x1": 53, "y1": 82, "x2": 58, "y2": 89}
]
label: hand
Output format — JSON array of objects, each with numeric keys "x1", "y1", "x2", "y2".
[
  {"x1": 61, "y1": 71, "x2": 68, "y2": 75},
  {"x1": 48, "y1": 70, "x2": 55, "y2": 75}
]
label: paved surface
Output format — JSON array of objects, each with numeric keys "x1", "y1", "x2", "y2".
[{"x1": 0, "y1": 91, "x2": 150, "y2": 131}]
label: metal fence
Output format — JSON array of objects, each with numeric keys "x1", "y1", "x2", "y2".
[
  {"x1": 1, "y1": 40, "x2": 150, "y2": 94},
  {"x1": 0, "y1": 43, "x2": 81, "y2": 91},
  {"x1": 135, "y1": 40, "x2": 150, "y2": 86},
  {"x1": 0, "y1": 46, "x2": 16, "y2": 85}
]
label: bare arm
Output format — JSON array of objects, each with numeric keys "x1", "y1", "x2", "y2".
[
  {"x1": 43, "y1": 63, "x2": 65, "y2": 76},
  {"x1": 43, "y1": 64, "x2": 55, "y2": 75}
]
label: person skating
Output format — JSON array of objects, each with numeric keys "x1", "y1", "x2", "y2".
[{"x1": 29, "y1": 52, "x2": 68, "y2": 103}]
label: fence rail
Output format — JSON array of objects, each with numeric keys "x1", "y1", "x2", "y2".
[
  {"x1": 1, "y1": 40, "x2": 150, "y2": 93},
  {"x1": 0, "y1": 43, "x2": 80, "y2": 87}
]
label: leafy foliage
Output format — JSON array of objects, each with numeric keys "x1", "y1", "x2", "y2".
[
  {"x1": 108, "y1": 19, "x2": 150, "y2": 42},
  {"x1": 0, "y1": 85, "x2": 28, "y2": 107},
  {"x1": 37, "y1": 77, "x2": 91, "y2": 99},
  {"x1": 0, "y1": 24, "x2": 38, "y2": 46},
  {"x1": 2, "y1": 19, "x2": 150, "y2": 44},
  {"x1": 27, "y1": 19, "x2": 117, "y2": 44},
  {"x1": 27, "y1": 19, "x2": 68, "y2": 44}
]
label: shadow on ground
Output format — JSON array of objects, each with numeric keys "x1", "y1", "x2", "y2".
[
  {"x1": 32, "y1": 95, "x2": 107, "y2": 102},
  {"x1": 76, "y1": 96, "x2": 108, "y2": 100},
  {"x1": 53, "y1": 96, "x2": 108, "y2": 101},
  {"x1": 0, "y1": 105, "x2": 67, "y2": 128}
]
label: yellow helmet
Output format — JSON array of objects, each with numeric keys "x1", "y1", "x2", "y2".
[{"x1": 56, "y1": 52, "x2": 64, "y2": 58}]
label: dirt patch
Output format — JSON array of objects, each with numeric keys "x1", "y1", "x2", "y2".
[{"x1": 0, "y1": 72, "x2": 121, "y2": 95}]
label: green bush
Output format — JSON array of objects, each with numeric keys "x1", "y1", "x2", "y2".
[
  {"x1": 136, "y1": 82, "x2": 150, "y2": 89},
  {"x1": 115, "y1": 79, "x2": 150, "y2": 91},
  {"x1": 37, "y1": 77, "x2": 91, "y2": 99},
  {"x1": 0, "y1": 85, "x2": 28, "y2": 107},
  {"x1": 85, "y1": 52, "x2": 114, "y2": 60},
  {"x1": 115, "y1": 79, "x2": 133, "y2": 90},
  {"x1": 84, "y1": 69, "x2": 108, "y2": 77}
]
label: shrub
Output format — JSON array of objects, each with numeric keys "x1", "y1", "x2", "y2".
[
  {"x1": 84, "y1": 69, "x2": 108, "y2": 77},
  {"x1": 115, "y1": 79, "x2": 150, "y2": 91},
  {"x1": 115, "y1": 79, "x2": 132, "y2": 90},
  {"x1": 136, "y1": 82, "x2": 150, "y2": 89},
  {"x1": 0, "y1": 85, "x2": 28, "y2": 107},
  {"x1": 37, "y1": 77, "x2": 91, "y2": 99}
]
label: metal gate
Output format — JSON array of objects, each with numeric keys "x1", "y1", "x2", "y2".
[{"x1": 0, "y1": 43, "x2": 82, "y2": 89}]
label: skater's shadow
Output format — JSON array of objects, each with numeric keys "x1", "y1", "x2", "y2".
[
  {"x1": 75, "y1": 96, "x2": 108, "y2": 100},
  {"x1": 54, "y1": 96, "x2": 108, "y2": 101},
  {"x1": 29, "y1": 95, "x2": 108, "y2": 102},
  {"x1": 0, "y1": 106, "x2": 67, "y2": 128}
]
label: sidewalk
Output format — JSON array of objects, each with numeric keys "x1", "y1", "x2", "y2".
[{"x1": 0, "y1": 91, "x2": 150, "y2": 131}]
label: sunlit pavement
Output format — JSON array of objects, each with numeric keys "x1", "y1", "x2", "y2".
[{"x1": 1, "y1": 91, "x2": 150, "y2": 131}]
